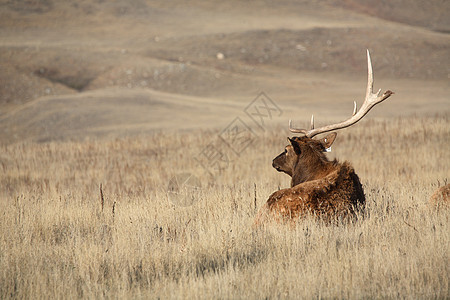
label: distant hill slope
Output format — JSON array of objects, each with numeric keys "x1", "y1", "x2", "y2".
[
  {"x1": 0, "y1": 0, "x2": 448, "y2": 144},
  {"x1": 331, "y1": 0, "x2": 450, "y2": 33},
  {"x1": 0, "y1": 89, "x2": 247, "y2": 144}
]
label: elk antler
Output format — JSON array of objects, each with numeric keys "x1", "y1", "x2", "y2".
[{"x1": 289, "y1": 50, "x2": 394, "y2": 138}]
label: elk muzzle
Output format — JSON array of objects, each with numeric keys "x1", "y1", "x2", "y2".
[
  {"x1": 272, "y1": 151, "x2": 291, "y2": 174},
  {"x1": 272, "y1": 159, "x2": 281, "y2": 171}
]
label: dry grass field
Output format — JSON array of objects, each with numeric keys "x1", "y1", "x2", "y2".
[
  {"x1": 0, "y1": 0, "x2": 449, "y2": 299},
  {"x1": 1, "y1": 116, "x2": 449, "y2": 299}
]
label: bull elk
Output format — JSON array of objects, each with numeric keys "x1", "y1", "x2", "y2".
[{"x1": 255, "y1": 50, "x2": 394, "y2": 225}]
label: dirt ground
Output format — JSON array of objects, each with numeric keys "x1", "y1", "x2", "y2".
[{"x1": 0, "y1": 0, "x2": 449, "y2": 143}]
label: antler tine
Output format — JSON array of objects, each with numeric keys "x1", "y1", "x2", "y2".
[
  {"x1": 366, "y1": 49, "x2": 373, "y2": 97},
  {"x1": 288, "y1": 114, "x2": 314, "y2": 133},
  {"x1": 288, "y1": 50, "x2": 394, "y2": 138}
]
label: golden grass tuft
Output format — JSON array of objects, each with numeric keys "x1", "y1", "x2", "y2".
[{"x1": 0, "y1": 115, "x2": 448, "y2": 298}]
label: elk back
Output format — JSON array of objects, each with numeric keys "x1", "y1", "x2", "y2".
[{"x1": 255, "y1": 162, "x2": 365, "y2": 225}]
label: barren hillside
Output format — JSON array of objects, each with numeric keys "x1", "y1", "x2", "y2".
[{"x1": 0, "y1": 0, "x2": 449, "y2": 144}]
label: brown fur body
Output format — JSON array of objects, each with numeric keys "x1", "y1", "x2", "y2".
[
  {"x1": 255, "y1": 134, "x2": 365, "y2": 225},
  {"x1": 255, "y1": 162, "x2": 365, "y2": 224},
  {"x1": 429, "y1": 184, "x2": 450, "y2": 208}
]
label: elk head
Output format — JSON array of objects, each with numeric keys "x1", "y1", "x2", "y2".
[
  {"x1": 272, "y1": 133, "x2": 337, "y2": 186},
  {"x1": 274, "y1": 50, "x2": 393, "y2": 187}
]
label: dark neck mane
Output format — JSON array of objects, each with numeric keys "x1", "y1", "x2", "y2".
[{"x1": 291, "y1": 148, "x2": 338, "y2": 187}]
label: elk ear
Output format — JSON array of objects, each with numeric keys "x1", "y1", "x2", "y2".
[
  {"x1": 320, "y1": 132, "x2": 337, "y2": 149},
  {"x1": 288, "y1": 137, "x2": 301, "y2": 155}
]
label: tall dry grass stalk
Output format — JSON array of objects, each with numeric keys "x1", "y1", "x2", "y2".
[{"x1": 0, "y1": 115, "x2": 448, "y2": 299}]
